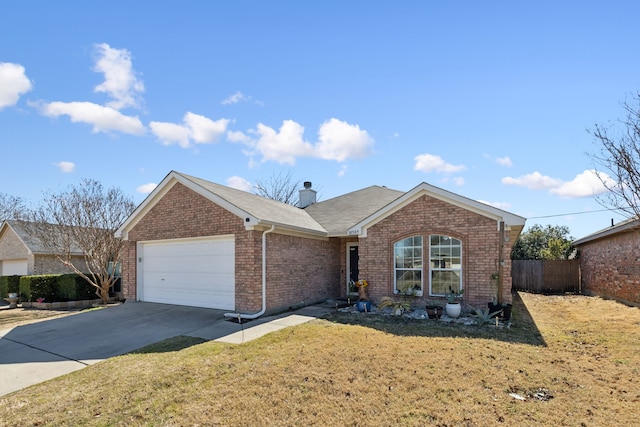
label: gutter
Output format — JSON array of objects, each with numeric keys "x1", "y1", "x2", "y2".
[{"x1": 224, "y1": 224, "x2": 275, "y2": 320}]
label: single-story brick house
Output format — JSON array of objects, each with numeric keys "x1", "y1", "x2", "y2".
[
  {"x1": 0, "y1": 220, "x2": 85, "y2": 276},
  {"x1": 573, "y1": 217, "x2": 640, "y2": 306},
  {"x1": 115, "y1": 171, "x2": 526, "y2": 315}
]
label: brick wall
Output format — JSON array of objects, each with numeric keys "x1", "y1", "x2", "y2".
[
  {"x1": 122, "y1": 182, "x2": 340, "y2": 313},
  {"x1": 358, "y1": 194, "x2": 513, "y2": 308},
  {"x1": 33, "y1": 255, "x2": 84, "y2": 275},
  {"x1": 264, "y1": 233, "x2": 340, "y2": 313},
  {"x1": 123, "y1": 182, "x2": 261, "y2": 310},
  {"x1": 579, "y1": 230, "x2": 640, "y2": 306}
]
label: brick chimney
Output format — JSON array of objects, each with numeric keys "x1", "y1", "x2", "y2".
[{"x1": 299, "y1": 181, "x2": 316, "y2": 208}]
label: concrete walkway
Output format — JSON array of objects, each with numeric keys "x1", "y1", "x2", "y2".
[{"x1": 0, "y1": 302, "x2": 333, "y2": 397}]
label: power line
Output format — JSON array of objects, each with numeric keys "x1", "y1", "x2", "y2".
[{"x1": 528, "y1": 207, "x2": 628, "y2": 220}]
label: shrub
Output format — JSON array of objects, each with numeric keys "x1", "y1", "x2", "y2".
[
  {"x1": 18, "y1": 274, "x2": 96, "y2": 302},
  {"x1": 0, "y1": 275, "x2": 21, "y2": 298}
]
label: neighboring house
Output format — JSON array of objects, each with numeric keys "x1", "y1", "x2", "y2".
[
  {"x1": 573, "y1": 217, "x2": 640, "y2": 306},
  {"x1": 116, "y1": 171, "x2": 526, "y2": 315},
  {"x1": 0, "y1": 220, "x2": 85, "y2": 276}
]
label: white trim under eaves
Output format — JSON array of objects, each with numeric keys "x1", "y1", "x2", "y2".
[{"x1": 348, "y1": 182, "x2": 526, "y2": 237}]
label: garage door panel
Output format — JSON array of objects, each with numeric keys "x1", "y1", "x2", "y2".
[{"x1": 140, "y1": 237, "x2": 235, "y2": 310}]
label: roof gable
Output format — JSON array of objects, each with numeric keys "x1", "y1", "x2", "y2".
[
  {"x1": 573, "y1": 216, "x2": 639, "y2": 245},
  {"x1": 116, "y1": 171, "x2": 326, "y2": 238},
  {"x1": 1, "y1": 220, "x2": 84, "y2": 255},
  {"x1": 348, "y1": 182, "x2": 526, "y2": 237}
]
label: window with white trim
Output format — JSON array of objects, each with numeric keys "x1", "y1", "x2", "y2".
[
  {"x1": 429, "y1": 234, "x2": 462, "y2": 295},
  {"x1": 393, "y1": 236, "x2": 423, "y2": 295}
]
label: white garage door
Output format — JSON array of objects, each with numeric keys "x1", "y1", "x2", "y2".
[
  {"x1": 139, "y1": 236, "x2": 235, "y2": 310},
  {"x1": 2, "y1": 259, "x2": 28, "y2": 276}
]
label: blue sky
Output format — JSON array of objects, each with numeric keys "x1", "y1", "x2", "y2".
[{"x1": 1, "y1": 1, "x2": 639, "y2": 239}]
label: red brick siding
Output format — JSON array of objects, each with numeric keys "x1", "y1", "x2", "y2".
[
  {"x1": 358, "y1": 194, "x2": 512, "y2": 308},
  {"x1": 265, "y1": 233, "x2": 341, "y2": 312},
  {"x1": 579, "y1": 230, "x2": 640, "y2": 306},
  {"x1": 121, "y1": 182, "x2": 340, "y2": 313},
  {"x1": 122, "y1": 182, "x2": 261, "y2": 310}
]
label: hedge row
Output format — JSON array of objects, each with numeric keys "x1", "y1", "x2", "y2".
[
  {"x1": 0, "y1": 275, "x2": 21, "y2": 299},
  {"x1": 0, "y1": 274, "x2": 97, "y2": 302}
]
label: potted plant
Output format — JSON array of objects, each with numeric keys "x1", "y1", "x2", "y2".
[
  {"x1": 426, "y1": 304, "x2": 443, "y2": 319},
  {"x1": 355, "y1": 279, "x2": 371, "y2": 312},
  {"x1": 445, "y1": 286, "x2": 464, "y2": 318}
]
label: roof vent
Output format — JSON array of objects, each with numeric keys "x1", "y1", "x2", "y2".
[{"x1": 299, "y1": 181, "x2": 316, "y2": 208}]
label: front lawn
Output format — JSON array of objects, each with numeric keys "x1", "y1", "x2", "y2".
[{"x1": 0, "y1": 292, "x2": 638, "y2": 426}]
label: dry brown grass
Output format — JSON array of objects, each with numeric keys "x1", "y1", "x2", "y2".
[
  {"x1": 1, "y1": 292, "x2": 639, "y2": 426},
  {"x1": 0, "y1": 307, "x2": 78, "y2": 330}
]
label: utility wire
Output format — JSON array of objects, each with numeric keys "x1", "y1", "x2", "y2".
[{"x1": 528, "y1": 207, "x2": 628, "y2": 220}]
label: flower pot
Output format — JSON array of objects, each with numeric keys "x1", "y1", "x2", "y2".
[
  {"x1": 445, "y1": 302, "x2": 461, "y2": 318},
  {"x1": 488, "y1": 302, "x2": 503, "y2": 318},
  {"x1": 500, "y1": 304, "x2": 512, "y2": 321},
  {"x1": 426, "y1": 306, "x2": 443, "y2": 319},
  {"x1": 356, "y1": 301, "x2": 371, "y2": 312}
]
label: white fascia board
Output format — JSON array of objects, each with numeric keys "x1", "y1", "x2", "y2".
[
  {"x1": 115, "y1": 171, "x2": 257, "y2": 239},
  {"x1": 348, "y1": 182, "x2": 526, "y2": 237},
  {"x1": 253, "y1": 219, "x2": 328, "y2": 238},
  {"x1": 573, "y1": 217, "x2": 639, "y2": 245}
]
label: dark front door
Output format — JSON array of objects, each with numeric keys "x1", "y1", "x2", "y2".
[{"x1": 348, "y1": 245, "x2": 359, "y2": 294}]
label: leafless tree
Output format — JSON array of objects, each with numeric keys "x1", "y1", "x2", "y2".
[
  {"x1": 28, "y1": 179, "x2": 136, "y2": 303},
  {"x1": 590, "y1": 92, "x2": 640, "y2": 220},
  {"x1": 253, "y1": 170, "x2": 301, "y2": 205},
  {"x1": 0, "y1": 193, "x2": 27, "y2": 221}
]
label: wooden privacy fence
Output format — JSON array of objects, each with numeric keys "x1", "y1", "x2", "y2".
[{"x1": 512, "y1": 259, "x2": 580, "y2": 294}]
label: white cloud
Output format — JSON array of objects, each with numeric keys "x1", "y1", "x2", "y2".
[
  {"x1": 54, "y1": 161, "x2": 75, "y2": 173},
  {"x1": 550, "y1": 170, "x2": 612, "y2": 198},
  {"x1": 315, "y1": 118, "x2": 373, "y2": 162},
  {"x1": 37, "y1": 101, "x2": 145, "y2": 135},
  {"x1": 184, "y1": 112, "x2": 229, "y2": 144},
  {"x1": 502, "y1": 171, "x2": 563, "y2": 190},
  {"x1": 226, "y1": 176, "x2": 252, "y2": 192},
  {"x1": 150, "y1": 112, "x2": 229, "y2": 148},
  {"x1": 496, "y1": 156, "x2": 513, "y2": 167},
  {"x1": 221, "y1": 91, "x2": 248, "y2": 105},
  {"x1": 0, "y1": 62, "x2": 32, "y2": 109},
  {"x1": 149, "y1": 121, "x2": 190, "y2": 147},
  {"x1": 93, "y1": 43, "x2": 144, "y2": 110},
  {"x1": 227, "y1": 130, "x2": 252, "y2": 144},
  {"x1": 338, "y1": 164, "x2": 348, "y2": 177},
  {"x1": 478, "y1": 199, "x2": 511, "y2": 210},
  {"x1": 414, "y1": 153, "x2": 465, "y2": 174},
  {"x1": 452, "y1": 176, "x2": 465, "y2": 186},
  {"x1": 136, "y1": 183, "x2": 157, "y2": 194},
  {"x1": 241, "y1": 118, "x2": 374, "y2": 165},
  {"x1": 502, "y1": 169, "x2": 614, "y2": 199},
  {"x1": 250, "y1": 120, "x2": 314, "y2": 165}
]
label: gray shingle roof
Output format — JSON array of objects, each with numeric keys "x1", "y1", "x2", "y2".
[
  {"x1": 178, "y1": 173, "x2": 327, "y2": 234},
  {"x1": 303, "y1": 186, "x2": 404, "y2": 235},
  {"x1": 3, "y1": 220, "x2": 84, "y2": 254}
]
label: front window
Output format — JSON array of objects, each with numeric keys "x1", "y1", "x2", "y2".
[
  {"x1": 429, "y1": 235, "x2": 462, "y2": 295},
  {"x1": 394, "y1": 236, "x2": 423, "y2": 295}
]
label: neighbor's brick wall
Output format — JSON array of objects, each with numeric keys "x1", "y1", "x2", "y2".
[
  {"x1": 265, "y1": 233, "x2": 341, "y2": 313},
  {"x1": 122, "y1": 182, "x2": 262, "y2": 311},
  {"x1": 359, "y1": 194, "x2": 512, "y2": 308},
  {"x1": 33, "y1": 255, "x2": 85, "y2": 275},
  {"x1": 578, "y1": 230, "x2": 640, "y2": 306}
]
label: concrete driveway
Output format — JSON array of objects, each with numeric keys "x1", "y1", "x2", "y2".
[{"x1": 0, "y1": 301, "x2": 331, "y2": 396}]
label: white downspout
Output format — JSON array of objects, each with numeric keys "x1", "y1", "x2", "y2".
[{"x1": 224, "y1": 224, "x2": 275, "y2": 320}]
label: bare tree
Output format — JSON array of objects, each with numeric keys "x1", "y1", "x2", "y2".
[
  {"x1": 253, "y1": 170, "x2": 301, "y2": 205},
  {"x1": 590, "y1": 92, "x2": 640, "y2": 220},
  {"x1": 28, "y1": 179, "x2": 136, "y2": 304},
  {"x1": 0, "y1": 193, "x2": 27, "y2": 221}
]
